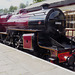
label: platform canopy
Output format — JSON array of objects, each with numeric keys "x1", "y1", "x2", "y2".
[
  {"x1": 25, "y1": 0, "x2": 75, "y2": 11},
  {"x1": 26, "y1": 0, "x2": 63, "y2": 9}
]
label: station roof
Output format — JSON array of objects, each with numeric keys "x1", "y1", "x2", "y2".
[
  {"x1": 25, "y1": 0, "x2": 75, "y2": 11},
  {"x1": 26, "y1": 0, "x2": 63, "y2": 9}
]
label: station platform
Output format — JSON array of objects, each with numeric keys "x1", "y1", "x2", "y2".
[{"x1": 0, "y1": 43, "x2": 75, "y2": 75}]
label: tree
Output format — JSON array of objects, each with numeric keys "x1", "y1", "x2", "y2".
[
  {"x1": 13, "y1": 6, "x2": 17, "y2": 10},
  {"x1": 33, "y1": 0, "x2": 45, "y2": 3},
  {"x1": 3, "y1": 8, "x2": 8, "y2": 14},
  {"x1": 9, "y1": 6, "x2": 17, "y2": 12},
  {"x1": 19, "y1": 3, "x2": 26, "y2": 8},
  {"x1": 0, "y1": 9, "x2": 4, "y2": 14},
  {"x1": 26, "y1": 1, "x2": 29, "y2": 7},
  {"x1": 9, "y1": 6, "x2": 14, "y2": 12}
]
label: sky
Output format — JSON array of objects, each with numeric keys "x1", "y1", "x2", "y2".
[{"x1": 0, "y1": 0, "x2": 33, "y2": 9}]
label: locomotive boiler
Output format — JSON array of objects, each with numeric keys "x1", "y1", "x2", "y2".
[{"x1": 0, "y1": 4, "x2": 75, "y2": 67}]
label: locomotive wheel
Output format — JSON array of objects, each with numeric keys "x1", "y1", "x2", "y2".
[
  {"x1": 14, "y1": 37, "x2": 23, "y2": 49},
  {"x1": 54, "y1": 58, "x2": 59, "y2": 64},
  {"x1": 15, "y1": 39, "x2": 20, "y2": 49},
  {"x1": 3, "y1": 39, "x2": 7, "y2": 44},
  {"x1": 33, "y1": 51, "x2": 39, "y2": 57},
  {"x1": 33, "y1": 47, "x2": 42, "y2": 57},
  {"x1": 42, "y1": 54, "x2": 50, "y2": 61}
]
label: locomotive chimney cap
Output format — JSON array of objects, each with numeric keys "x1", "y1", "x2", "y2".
[{"x1": 41, "y1": 3, "x2": 49, "y2": 9}]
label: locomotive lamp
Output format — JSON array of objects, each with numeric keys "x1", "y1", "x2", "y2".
[{"x1": 64, "y1": 56, "x2": 68, "y2": 60}]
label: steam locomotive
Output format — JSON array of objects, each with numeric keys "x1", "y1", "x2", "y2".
[{"x1": 0, "y1": 4, "x2": 75, "y2": 67}]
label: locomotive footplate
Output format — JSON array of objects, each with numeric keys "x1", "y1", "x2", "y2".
[{"x1": 7, "y1": 28, "x2": 41, "y2": 32}]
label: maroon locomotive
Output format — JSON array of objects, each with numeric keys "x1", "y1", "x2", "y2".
[{"x1": 0, "y1": 4, "x2": 75, "y2": 67}]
